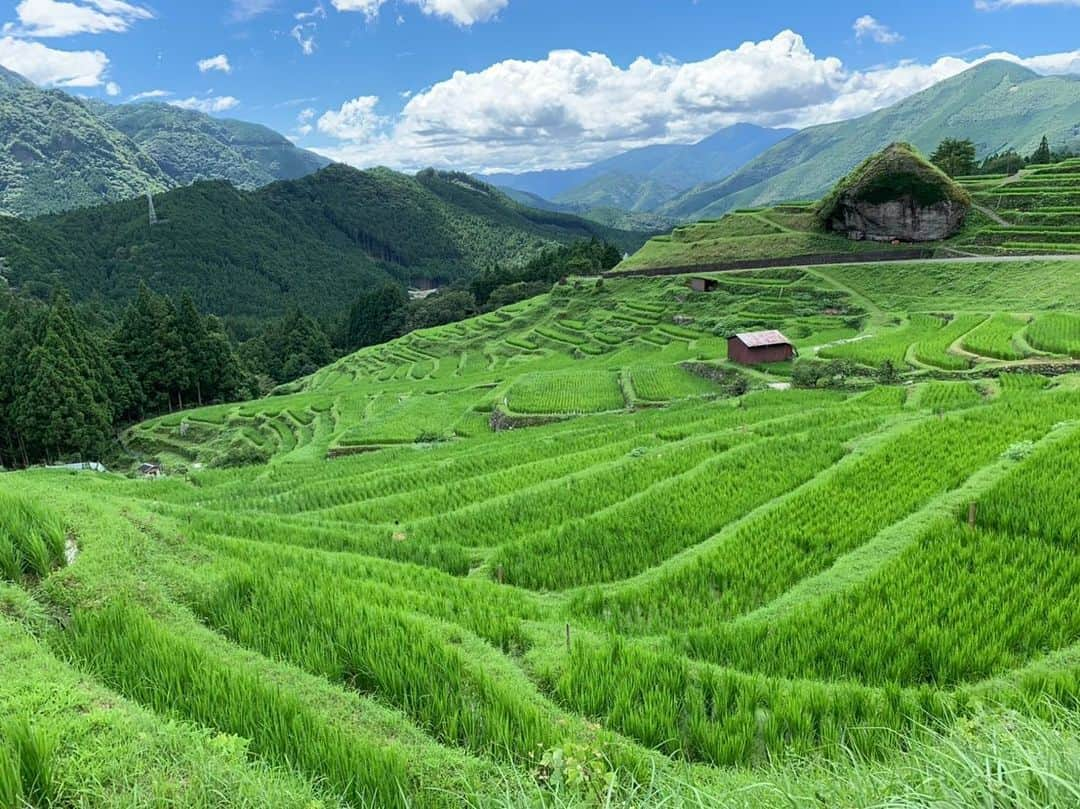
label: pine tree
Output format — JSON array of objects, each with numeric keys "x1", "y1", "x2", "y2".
[
  {"x1": 1030, "y1": 136, "x2": 1052, "y2": 165},
  {"x1": 13, "y1": 329, "x2": 111, "y2": 462}
]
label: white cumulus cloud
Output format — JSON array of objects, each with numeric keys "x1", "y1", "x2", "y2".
[
  {"x1": 318, "y1": 95, "x2": 387, "y2": 139},
  {"x1": 853, "y1": 15, "x2": 903, "y2": 44},
  {"x1": 331, "y1": 0, "x2": 507, "y2": 26},
  {"x1": 171, "y1": 95, "x2": 240, "y2": 114},
  {"x1": 198, "y1": 54, "x2": 232, "y2": 74},
  {"x1": 0, "y1": 35, "x2": 108, "y2": 86},
  {"x1": 309, "y1": 31, "x2": 1080, "y2": 175},
  {"x1": 8, "y1": 0, "x2": 152, "y2": 37}
]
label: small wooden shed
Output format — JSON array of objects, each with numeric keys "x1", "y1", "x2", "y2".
[
  {"x1": 689, "y1": 277, "x2": 719, "y2": 293},
  {"x1": 727, "y1": 330, "x2": 796, "y2": 365}
]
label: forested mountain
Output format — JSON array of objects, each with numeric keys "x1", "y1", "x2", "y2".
[
  {"x1": 0, "y1": 67, "x2": 327, "y2": 218},
  {"x1": 480, "y1": 124, "x2": 794, "y2": 212},
  {"x1": 0, "y1": 164, "x2": 647, "y2": 326},
  {"x1": 92, "y1": 102, "x2": 330, "y2": 189},
  {"x1": 0, "y1": 67, "x2": 171, "y2": 218},
  {"x1": 660, "y1": 61, "x2": 1080, "y2": 220}
]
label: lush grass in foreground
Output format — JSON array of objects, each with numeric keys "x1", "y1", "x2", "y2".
[{"x1": 3, "y1": 258, "x2": 1080, "y2": 807}]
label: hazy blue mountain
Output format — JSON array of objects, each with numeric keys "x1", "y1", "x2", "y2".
[{"x1": 479, "y1": 123, "x2": 795, "y2": 211}]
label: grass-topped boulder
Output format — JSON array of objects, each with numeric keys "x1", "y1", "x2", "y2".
[{"x1": 816, "y1": 143, "x2": 972, "y2": 242}]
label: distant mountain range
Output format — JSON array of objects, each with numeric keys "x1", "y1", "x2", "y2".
[
  {"x1": 0, "y1": 66, "x2": 329, "y2": 218},
  {"x1": 483, "y1": 61, "x2": 1080, "y2": 225},
  {"x1": 0, "y1": 165, "x2": 647, "y2": 323},
  {"x1": 479, "y1": 123, "x2": 794, "y2": 216},
  {"x1": 659, "y1": 61, "x2": 1080, "y2": 221}
]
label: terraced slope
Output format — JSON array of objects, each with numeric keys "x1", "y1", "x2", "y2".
[
  {"x1": 617, "y1": 156, "x2": 1080, "y2": 274},
  {"x1": 3, "y1": 260, "x2": 1080, "y2": 807}
]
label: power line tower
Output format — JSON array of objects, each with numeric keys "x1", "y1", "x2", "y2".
[{"x1": 147, "y1": 191, "x2": 158, "y2": 226}]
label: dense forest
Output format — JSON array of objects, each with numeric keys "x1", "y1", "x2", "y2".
[
  {"x1": 0, "y1": 165, "x2": 646, "y2": 328},
  {"x1": 0, "y1": 285, "x2": 241, "y2": 467}
]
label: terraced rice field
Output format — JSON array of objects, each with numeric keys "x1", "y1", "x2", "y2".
[{"x1": 4, "y1": 260, "x2": 1080, "y2": 807}]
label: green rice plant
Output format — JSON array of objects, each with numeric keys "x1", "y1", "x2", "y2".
[
  {"x1": 682, "y1": 520, "x2": 1080, "y2": 687},
  {"x1": 1027, "y1": 313, "x2": 1080, "y2": 358},
  {"x1": 578, "y1": 394, "x2": 1080, "y2": 635},
  {"x1": 58, "y1": 600, "x2": 413, "y2": 809},
  {"x1": 0, "y1": 492, "x2": 66, "y2": 582},
  {"x1": 551, "y1": 638, "x2": 944, "y2": 767},
  {"x1": 820, "y1": 314, "x2": 946, "y2": 368},
  {"x1": 492, "y1": 417, "x2": 878, "y2": 591},
  {"x1": 999, "y1": 372, "x2": 1049, "y2": 394},
  {"x1": 628, "y1": 366, "x2": 718, "y2": 402},
  {"x1": 916, "y1": 382, "x2": 983, "y2": 413},
  {"x1": 977, "y1": 425, "x2": 1080, "y2": 544},
  {"x1": 961, "y1": 313, "x2": 1029, "y2": 360},
  {"x1": 911, "y1": 315, "x2": 985, "y2": 370},
  {"x1": 192, "y1": 571, "x2": 558, "y2": 762},
  {"x1": 507, "y1": 371, "x2": 625, "y2": 414},
  {"x1": 0, "y1": 719, "x2": 59, "y2": 808}
]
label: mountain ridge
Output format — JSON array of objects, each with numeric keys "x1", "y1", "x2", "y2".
[
  {"x1": 660, "y1": 61, "x2": 1080, "y2": 221},
  {"x1": 0, "y1": 67, "x2": 329, "y2": 218}
]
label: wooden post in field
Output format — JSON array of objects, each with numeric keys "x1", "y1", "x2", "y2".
[
  {"x1": 496, "y1": 564, "x2": 504, "y2": 585},
  {"x1": 566, "y1": 623, "x2": 572, "y2": 654},
  {"x1": 968, "y1": 502, "x2": 978, "y2": 528}
]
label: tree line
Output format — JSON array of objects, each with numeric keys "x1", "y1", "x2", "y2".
[
  {"x1": 930, "y1": 135, "x2": 1078, "y2": 178},
  {"x1": 0, "y1": 284, "x2": 242, "y2": 467}
]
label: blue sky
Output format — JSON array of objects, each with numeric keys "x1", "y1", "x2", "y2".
[{"x1": 2, "y1": 0, "x2": 1079, "y2": 173}]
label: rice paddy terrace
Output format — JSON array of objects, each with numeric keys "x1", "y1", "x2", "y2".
[
  {"x1": 4, "y1": 257, "x2": 1080, "y2": 806},
  {"x1": 617, "y1": 157, "x2": 1080, "y2": 273}
]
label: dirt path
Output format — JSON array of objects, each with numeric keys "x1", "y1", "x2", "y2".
[{"x1": 974, "y1": 203, "x2": 1013, "y2": 228}]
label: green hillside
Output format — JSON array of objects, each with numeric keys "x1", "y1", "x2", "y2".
[
  {"x1": 0, "y1": 68, "x2": 330, "y2": 218},
  {"x1": 662, "y1": 61, "x2": 1080, "y2": 221},
  {"x1": 498, "y1": 186, "x2": 678, "y2": 232},
  {"x1": 0, "y1": 165, "x2": 648, "y2": 322},
  {"x1": 0, "y1": 68, "x2": 171, "y2": 218},
  {"x1": 94, "y1": 102, "x2": 330, "y2": 188},
  {"x1": 4, "y1": 254, "x2": 1080, "y2": 806}
]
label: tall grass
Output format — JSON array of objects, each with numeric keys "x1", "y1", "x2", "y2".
[
  {"x1": 0, "y1": 492, "x2": 65, "y2": 582},
  {"x1": 0, "y1": 719, "x2": 59, "y2": 808}
]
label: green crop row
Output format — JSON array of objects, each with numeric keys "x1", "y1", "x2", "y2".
[
  {"x1": 961, "y1": 313, "x2": 1029, "y2": 360},
  {"x1": 1027, "y1": 313, "x2": 1080, "y2": 358},
  {"x1": 58, "y1": 600, "x2": 415, "y2": 808},
  {"x1": 911, "y1": 315, "x2": 985, "y2": 370},
  {"x1": 576, "y1": 393, "x2": 1080, "y2": 635}
]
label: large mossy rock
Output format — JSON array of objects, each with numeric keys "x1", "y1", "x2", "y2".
[{"x1": 815, "y1": 143, "x2": 972, "y2": 242}]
